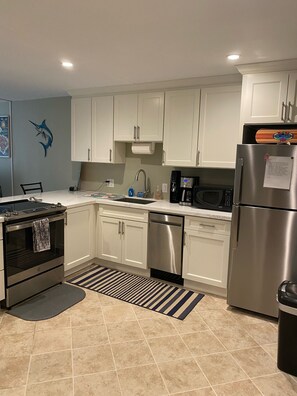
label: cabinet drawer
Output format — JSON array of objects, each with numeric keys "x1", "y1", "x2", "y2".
[
  {"x1": 185, "y1": 216, "x2": 230, "y2": 235},
  {"x1": 99, "y1": 204, "x2": 148, "y2": 222}
]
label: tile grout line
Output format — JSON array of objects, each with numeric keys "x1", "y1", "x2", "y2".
[
  {"x1": 191, "y1": 317, "x2": 268, "y2": 395},
  {"x1": 22, "y1": 321, "x2": 36, "y2": 394},
  {"x1": 70, "y1": 315, "x2": 74, "y2": 396},
  {"x1": 102, "y1": 302, "x2": 124, "y2": 396},
  {"x1": 135, "y1": 313, "x2": 170, "y2": 395},
  {"x1": 172, "y1": 318, "x2": 218, "y2": 395}
]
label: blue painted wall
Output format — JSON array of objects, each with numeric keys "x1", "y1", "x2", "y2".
[{"x1": 12, "y1": 96, "x2": 80, "y2": 195}]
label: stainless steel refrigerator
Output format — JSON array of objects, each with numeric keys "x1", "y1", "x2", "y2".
[{"x1": 227, "y1": 144, "x2": 297, "y2": 317}]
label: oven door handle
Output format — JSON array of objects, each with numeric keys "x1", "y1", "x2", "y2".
[{"x1": 5, "y1": 213, "x2": 66, "y2": 233}]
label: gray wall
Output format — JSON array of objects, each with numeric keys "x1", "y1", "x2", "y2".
[
  {"x1": 0, "y1": 100, "x2": 12, "y2": 196},
  {"x1": 12, "y1": 97, "x2": 81, "y2": 195},
  {"x1": 80, "y1": 143, "x2": 235, "y2": 200}
]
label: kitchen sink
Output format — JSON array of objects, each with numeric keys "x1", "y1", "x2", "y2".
[{"x1": 114, "y1": 197, "x2": 156, "y2": 205}]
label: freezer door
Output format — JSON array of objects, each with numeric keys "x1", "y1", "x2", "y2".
[
  {"x1": 235, "y1": 144, "x2": 297, "y2": 210},
  {"x1": 227, "y1": 205, "x2": 297, "y2": 317}
]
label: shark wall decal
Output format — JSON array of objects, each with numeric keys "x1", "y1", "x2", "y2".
[{"x1": 29, "y1": 119, "x2": 53, "y2": 157}]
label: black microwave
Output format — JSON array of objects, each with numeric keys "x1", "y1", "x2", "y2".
[{"x1": 192, "y1": 185, "x2": 233, "y2": 212}]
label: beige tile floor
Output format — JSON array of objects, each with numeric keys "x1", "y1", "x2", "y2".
[{"x1": 0, "y1": 288, "x2": 297, "y2": 395}]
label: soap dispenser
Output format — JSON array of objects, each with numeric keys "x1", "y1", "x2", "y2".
[
  {"x1": 154, "y1": 185, "x2": 162, "y2": 200},
  {"x1": 128, "y1": 187, "x2": 134, "y2": 197}
]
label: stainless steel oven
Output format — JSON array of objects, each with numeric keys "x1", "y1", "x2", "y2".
[{"x1": 0, "y1": 199, "x2": 66, "y2": 307}]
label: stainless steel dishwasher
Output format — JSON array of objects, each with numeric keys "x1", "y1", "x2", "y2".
[{"x1": 148, "y1": 212, "x2": 184, "y2": 284}]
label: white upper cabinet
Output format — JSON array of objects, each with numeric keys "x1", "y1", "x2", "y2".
[
  {"x1": 71, "y1": 98, "x2": 92, "y2": 161},
  {"x1": 71, "y1": 96, "x2": 125, "y2": 163},
  {"x1": 198, "y1": 85, "x2": 241, "y2": 168},
  {"x1": 114, "y1": 92, "x2": 164, "y2": 142},
  {"x1": 240, "y1": 71, "x2": 292, "y2": 124},
  {"x1": 114, "y1": 94, "x2": 138, "y2": 141},
  {"x1": 287, "y1": 72, "x2": 297, "y2": 123},
  {"x1": 163, "y1": 89, "x2": 200, "y2": 167},
  {"x1": 137, "y1": 92, "x2": 164, "y2": 141},
  {"x1": 92, "y1": 96, "x2": 114, "y2": 163}
]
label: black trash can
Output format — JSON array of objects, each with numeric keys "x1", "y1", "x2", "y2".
[{"x1": 277, "y1": 280, "x2": 297, "y2": 376}]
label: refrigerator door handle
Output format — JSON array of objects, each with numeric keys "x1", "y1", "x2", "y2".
[
  {"x1": 230, "y1": 205, "x2": 240, "y2": 248},
  {"x1": 234, "y1": 157, "x2": 244, "y2": 205}
]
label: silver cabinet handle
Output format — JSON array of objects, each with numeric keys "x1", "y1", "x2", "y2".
[
  {"x1": 109, "y1": 149, "x2": 112, "y2": 162},
  {"x1": 137, "y1": 126, "x2": 140, "y2": 140},
  {"x1": 200, "y1": 224, "x2": 216, "y2": 228},
  {"x1": 134, "y1": 126, "x2": 136, "y2": 140},
  {"x1": 281, "y1": 102, "x2": 287, "y2": 122},
  {"x1": 118, "y1": 221, "x2": 121, "y2": 234},
  {"x1": 288, "y1": 101, "x2": 293, "y2": 122},
  {"x1": 162, "y1": 150, "x2": 166, "y2": 165},
  {"x1": 88, "y1": 148, "x2": 91, "y2": 161},
  {"x1": 121, "y1": 221, "x2": 124, "y2": 235},
  {"x1": 183, "y1": 232, "x2": 186, "y2": 246},
  {"x1": 196, "y1": 150, "x2": 200, "y2": 166}
]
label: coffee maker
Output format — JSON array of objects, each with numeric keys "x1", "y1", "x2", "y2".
[
  {"x1": 179, "y1": 177, "x2": 199, "y2": 206},
  {"x1": 170, "y1": 171, "x2": 181, "y2": 203}
]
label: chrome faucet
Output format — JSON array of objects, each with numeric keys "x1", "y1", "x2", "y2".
[{"x1": 134, "y1": 169, "x2": 150, "y2": 197}]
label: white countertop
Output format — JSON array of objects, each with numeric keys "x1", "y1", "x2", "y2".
[{"x1": 0, "y1": 190, "x2": 232, "y2": 221}]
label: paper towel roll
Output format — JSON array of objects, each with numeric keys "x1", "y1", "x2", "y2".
[{"x1": 131, "y1": 142, "x2": 155, "y2": 155}]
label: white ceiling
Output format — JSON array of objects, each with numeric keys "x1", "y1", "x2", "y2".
[{"x1": 2, "y1": 0, "x2": 297, "y2": 100}]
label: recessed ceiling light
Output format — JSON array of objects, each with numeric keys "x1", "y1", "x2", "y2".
[
  {"x1": 227, "y1": 54, "x2": 240, "y2": 61},
  {"x1": 61, "y1": 61, "x2": 73, "y2": 69}
]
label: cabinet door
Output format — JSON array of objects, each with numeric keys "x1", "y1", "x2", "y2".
[
  {"x1": 121, "y1": 220, "x2": 148, "y2": 269},
  {"x1": 0, "y1": 271, "x2": 4, "y2": 301},
  {"x1": 98, "y1": 216, "x2": 122, "y2": 263},
  {"x1": 92, "y1": 96, "x2": 114, "y2": 163},
  {"x1": 0, "y1": 240, "x2": 4, "y2": 300},
  {"x1": 182, "y1": 229, "x2": 230, "y2": 288},
  {"x1": 114, "y1": 94, "x2": 138, "y2": 141},
  {"x1": 163, "y1": 89, "x2": 200, "y2": 167},
  {"x1": 137, "y1": 92, "x2": 164, "y2": 142},
  {"x1": 241, "y1": 72, "x2": 289, "y2": 123},
  {"x1": 65, "y1": 205, "x2": 95, "y2": 271},
  {"x1": 71, "y1": 98, "x2": 92, "y2": 161},
  {"x1": 198, "y1": 85, "x2": 241, "y2": 168},
  {"x1": 287, "y1": 72, "x2": 297, "y2": 123}
]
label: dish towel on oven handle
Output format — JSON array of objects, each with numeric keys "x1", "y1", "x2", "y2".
[{"x1": 32, "y1": 218, "x2": 51, "y2": 253}]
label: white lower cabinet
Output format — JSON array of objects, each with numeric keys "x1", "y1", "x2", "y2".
[
  {"x1": 64, "y1": 205, "x2": 95, "y2": 272},
  {"x1": 97, "y1": 205, "x2": 148, "y2": 270},
  {"x1": 182, "y1": 216, "x2": 230, "y2": 289},
  {"x1": 0, "y1": 231, "x2": 4, "y2": 300}
]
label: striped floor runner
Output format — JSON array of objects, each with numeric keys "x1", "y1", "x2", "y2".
[{"x1": 68, "y1": 265, "x2": 204, "y2": 320}]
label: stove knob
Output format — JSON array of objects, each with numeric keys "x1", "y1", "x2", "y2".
[
  {"x1": 56, "y1": 202, "x2": 62, "y2": 207},
  {"x1": 51, "y1": 205, "x2": 57, "y2": 208},
  {"x1": 4, "y1": 212, "x2": 11, "y2": 217},
  {"x1": 12, "y1": 211, "x2": 18, "y2": 216}
]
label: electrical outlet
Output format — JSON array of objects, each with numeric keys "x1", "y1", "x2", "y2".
[
  {"x1": 106, "y1": 179, "x2": 114, "y2": 188},
  {"x1": 162, "y1": 183, "x2": 167, "y2": 193}
]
